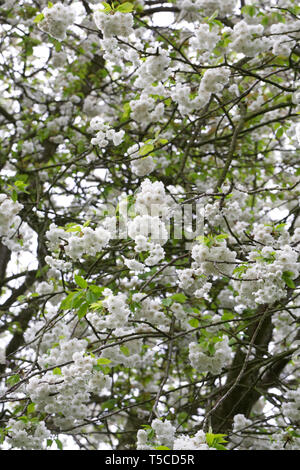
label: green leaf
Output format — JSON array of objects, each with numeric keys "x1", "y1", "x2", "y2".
[
  {"x1": 55, "y1": 438, "x2": 63, "y2": 450},
  {"x1": 139, "y1": 143, "x2": 154, "y2": 156},
  {"x1": 89, "y1": 285, "x2": 105, "y2": 295},
  {"x1": 90, "y1": 300, "x2": 103, "y2": 310},
  {"x1": 206, "y1": 432, "x2": 228, "y2": 449},
  {"x1": 86, "y1": 289, "x2": 100, "y2": 304},
  {"x1": 242, "y1": 5, "x2": 257, "y2": 17},
  {"x1": 221, "y1": 310, "x2": 235, "y2": 321},
  {"x1": 116, "y1": 2, "x2": 134, "y2": 13},
  {"x1": 77, "y1": 301, "x2": 89, "y2": 320},
  {"x1": 282, "y1": 271, "x2": 296, "y2": 289},
  {"x1": 97, "y1": 358, "x2": 112, "y2": 365},
  {"x1": 60, "y1": 291, "x2": 77, "y2": 310},
  {"x1": 53, "y1": 367, "x2": 62, "y2": 375},
  {"x1": 27, "y1": 403, "x2": 35, "y2": 414},
  {"x1": 11, "y1": 189, "x2": 18, "y2": 202},
  {"x1": 34, "y1": 13, "x2": 44, "y2": 23},
  {"x1": 7, "y1": 374, "x2": 20, "y2": 386},
  {"x1": 208, "y1": 10, "x2": 218, "y2": 22},
  {"x1": 74, "y1": 274, "x2": 88, "y2": 289},
  {"x1": 65, "y1": 225, "x2": 82, "y2": 233},
  {"x1": 215, "y1": 443, "x2": 228, "y2": 450},
  {"x1": 120, "y1": 345, "x2": 130, "y2": 356},
  {"x1": 101, "y1": 399, "x2": 116, "y2": 410},
  {"x1": 154, "y1": 446, "x2": 170, "y2": 450},
  {"x1": 122, "y1": 102, "x2": 131, "y2": 119},
  {"x1": 162, "y1": 298, "x2": 173, "y2": 307},
  {"x1": 171, "y1": 293, "x2": 187, "y2": 303},
  {"x1": 14, "y1": 180, "x2": 29, "y2": 192},
  {"x1": 215, "y1": 233, "x2": 229, "y2": 241},
  {"x1": 189, "y1": 318, "x2": 199, "y2": 328},
  {"x1": 101, "y1": 2, "x2": 112, "y2": 13},
  {"x1": 276, "y1": 127, "x2": 284, "y2": 138}
]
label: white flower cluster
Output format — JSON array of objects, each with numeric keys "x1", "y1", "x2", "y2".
[
  {"x1": 97, "y1": 36, "x2": 124, "y2": 64},
  {"x1": 135, "y1": 178, "x2": 173, "y2": 216},
  {"x1": 296, "y1": 122, "x2": 300, "y2": 144},
  {"x1": 134, "y1": 48, "x2": 171, "y2": 89},
  {"x1": 90, "y1": 117, "x2": 125, "y2": 147},
  {"x1": 66, "y1": 226, "x2": 111, "y2": 260},
  {"x1": 199, "y1": 67, "x2": 231, "y2": 94},
  {"x1": 35, "y1": 280, "x2": 54, "y2": 296},
  {"x1": 83, "y1": 95, "x2": 102, "y2": 118},
  {"x1": 137, "y1": 419, "x2": 174, "y2": 449},
  {"x1": 45, "y1": 223, "x2": 111, "y2": 261},
  {"x1": 123, "y1": 257, "x2": 144, "y2": 272},
  {"x1": 39, "y1": 2, "x2": 76, "y2": 41},
  {"x1": 137, "y1": 419, "x2": 210, "y2": 450},
  {"x1": 233, "y1": 413, "x2": 252, "y2": 432},
  {"x1": 173, "y1": 431, "x2": 210, "y2": 450},
  {"x1": 231, "y1": 413, "x2": 300, "y2": 450},
  {"x1": 126, "y1": 143, "x2": 156, "y2": 177},
  {"x1": 45, "y1": 223, "x2": 67, "y2": 252},
  {"x1": 93, "y1": 11, "x2": 134, "y2": 38},
  {"x1": 189, "y1": 336, "x2": 232, "y2": 374},
  {"x1": 177, "y1": 0, "x2": 236, "y2": 22},
  {"x1": 130, "y1": 94, "x2": 165, "y2": 126},
  {"x1": 282, "y1": 387, "x2": 300, "y2": 423},
  {"x1": 0, "y1": 346, "x2": 6, "y2": 365},
  {"x1": 51, "y1": 50, "x2": 68, "y2": 68},
  {"x1": 21, "y1": 140, "x2": 39, "y2": 157},
  {"x1": 44, "y1": 255, "x2": 72, "y2": 274},
  {"x1": 270, "y1": 21, "x2": 300, "y2": 57},
  {"x1": 87, "y1": 288, "x2": 130, "y2": 331},
  {"x1": 190, "y1": 24, "x2": 220, "y2": 56},
  {"x1": 177, "y1": 0, "x2": 202, "y2": 23},
  {"x1": 171, "y1": 67, "x2": 230, "y2": 115},
  {"x1": 171, "y1": 82, "x2": 209, "y2": 116},
  {"x1": 269, "y1": 431, "x2": 300, "y2": 451},
  {"x1": 199, "y1": 194, "x2": 254, "y2": 241},
  {"x1": 177, "y1": 267, "x2": 206, "y2": 294},
  {"x1": 225, "y1": 21, "x2": 270, "y2": 57},
  {"x1": 272, "y1": 308, "x2": 299, "y2": 351},
  {"x1": 132, "y1": 293, "x2": 169, "y2": 330},
  {"x1": 97, "y1": 330, "x2": 144, "y2": 367},
  {"x1": 27, "y1": 338, "x2": 111, "y2": 429},
  {"x1": 127, "y1": 179, "x2": 173, "y2": 248},
  {"x1": 198, "y1": 0, "x2": 236, "y2": 15},
  {"x1": 46, "y1": 116, "x2": 69, "y2": 134},
  {"x1": 194, "y1": 281, "x2": 212, "y2": 299},
  {"x1": 144, "y1": 243, "x2": 165, "y2": 266},
  {"x1": 192, "y1": 239, "x2": 237, "y2": 277},
  {"x1": 24, "y1": 308, "x2": 72, "y2": 354},
  {"x1": 128, "y1": 215, "x2": 169, "y2": 248},
  {"x1": 0, "y1": 194, "x2": 28, "y2": 251},
  {"x1": 233, "y1": 245, "x2": 299, "y2": 307},
  {"x1": 6, "y1": 419, "x2": 50, "y2": 450},
  {"x1": 135, "y1": 178, "x2": 172, "y2": 209},
  {"x1": 151, "y1": 419, "x2": 175, "y2": 447},
  {"x1": 230, "y1": 413, "x2": 254, "y2": 449}
]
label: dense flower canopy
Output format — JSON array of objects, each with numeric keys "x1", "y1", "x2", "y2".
[{"x1": 0, "y1": 0, "x2": 299, "y2": 450}]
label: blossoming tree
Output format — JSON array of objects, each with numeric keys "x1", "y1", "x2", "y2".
[{"x1": 0, "y1": 0, "x2": 299, "y2": 450}]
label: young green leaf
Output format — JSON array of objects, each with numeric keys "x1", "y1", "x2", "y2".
[
  {"x1": 74, "y1": 274, "x2": 88, "y2": 289},
  {"x1": 116, "y1": 2, "x2": 134, "y2": 13},
  {"x1": 139, "y1": 143, "x2": 154, "y2": 156}
]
